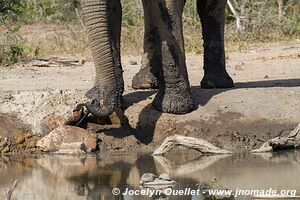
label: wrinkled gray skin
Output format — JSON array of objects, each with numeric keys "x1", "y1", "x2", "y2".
[
  {"x1": 81, "y1": 0, "x2": 195, "y2": 116},
  {"x1": 132, "y1": 0, "x2": 234, "y2": 90}
]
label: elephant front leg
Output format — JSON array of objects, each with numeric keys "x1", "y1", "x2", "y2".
[
  {"x1": 81, "y1": 0, "x2": 125, "y2": 118},
  {"x1": 197, "y1": 0, "x2": 234, "y2": 89},
  {"x1": 131, "y1": 1, "x2": 159, "y2": 90},
  {"x1": 150, "y1": 0, "x2": 195, "y2": 114}
]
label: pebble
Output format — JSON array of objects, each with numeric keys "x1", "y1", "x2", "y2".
[
  {"x1": 233, "y1": 131, "x2": 240, "y2": 137},
  {"x1": 16, "y1": 135, "x2": 26, "y2": 144},
  {"x1": 159, "y1": 173, "x2": 172, "y2": 181},
  {"x1": 2, "y1": 93, "x2": 15, "y2": 101},
  {"x1": 26, "y1": 139, "x2": 37, "y2": 148},
  {"x1": 24, "y1": 133, "x2": 33, "y2": 140},
  {"x1": 2, "y1": 146, "x2": 10, "y2": 154},
  {"x1": 141, "y1": 173, "x2": 157, "y2": 183},
  {"x1": 0, "y1": 138, "x2": 8, "y2": 148}
]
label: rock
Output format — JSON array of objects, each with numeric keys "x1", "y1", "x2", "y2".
[
  {"x1": 158, "y1": 173, "x2": 171, "y2": 181},
  {"x1": 15, "y1": 134, "x2": 25, "y2": 144},
  {"x1": 140, "y1": 173, "x2": 157, "y2": 183},
  {"x1": 2, "y1": 146, "x2": 10, "y2": 154},
  {"x1": 26, "y1": 138, "x2": 38, "y2": 148},
  {"x1": 2, "y1": 93, "x2": 15, "y2": 101},
  {"x1": 36, "y1": 125, "x2": 98, "y2": 153},
  {"x1": 0, "y1": 114, "x2": 25, "y2": 140},
  {"x1": 142, "y1": 175, "x2": 176, "y2": 189},
  {"x1": 0, "y1": 138, "x2": 8, "y2": 149},
  {"x1": 110, "y1": 112, "x2": 122, "y2": 125},
  {"x1": 24, "y1": 133, "x2": 33, "y2": 140},
  {"x1": 183, "y1": 125, "x2": 197, "y2": 134},
  {"x1": 41, "y1": 114, "x2": 67, "y2": 134},
  {"x1": 55, "y1": 142, "x2": 87, "y2": 154}
]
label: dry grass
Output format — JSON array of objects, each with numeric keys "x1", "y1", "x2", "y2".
[{"x1": 1, "y1": 0, "x2": 299, "y2": 63}]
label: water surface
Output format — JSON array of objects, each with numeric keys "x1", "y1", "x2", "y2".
[{"x1": 0, "y1": 151, "x2": 300, "y2": 200}]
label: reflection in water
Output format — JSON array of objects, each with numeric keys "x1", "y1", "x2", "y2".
[{"x1": 0, "y1": 151, "x2": 300, "y2": 200}]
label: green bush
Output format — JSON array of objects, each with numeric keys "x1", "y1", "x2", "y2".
[
  {"x1": 28, "y1": 0, "x2": 79, "y2": 22},
  {"x1": 121, "y1": 0, "x2": 143, "y2": 27},
  {"x1": 0, "y1": 26, "x2": 28, "y2": 66},
  {"x1": 0, "y1": 0, "x2": 29, "y2": 66},
  {"x1": 226, "y1": 0, "x2": 300, "y2": 41}
]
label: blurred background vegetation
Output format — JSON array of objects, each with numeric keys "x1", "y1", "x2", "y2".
[{"x1": 1, "y1": 0, "x2": 300, "y2": 66}]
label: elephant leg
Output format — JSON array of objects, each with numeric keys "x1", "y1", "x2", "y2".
[
  {"x1": 197, "y1": 0, "x2": 234, "y2": 89},
  {"x1": 82, "y1": 0, "x2": 125, "y2": 117},
  {"x1": 131, "y1": 1, "x2": 159, "y2": 90},
  {"x1": 150, "y1": 0, "x2": 195, "y2": 114}
]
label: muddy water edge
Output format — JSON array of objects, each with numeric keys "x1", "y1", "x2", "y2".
[{"x1": 0, "y1": 151, "x2": 300, "y2": 199}]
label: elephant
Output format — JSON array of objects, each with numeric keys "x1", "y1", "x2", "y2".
[
  {"x1": 132, "y1": 0, "x2": 234, "y2": 90},
  {"x1": 80, "y1": 0, "x2": 233, "y2": 118}
]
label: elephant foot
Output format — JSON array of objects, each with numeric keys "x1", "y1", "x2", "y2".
[
  {"x1": 152, "y1": 90, "x2": 195, "y2": 114},
  {"x1": 201, "y1": 72, "x2": 234, "y2": 89},
  {"x1": 132, "y1": 67, "x2": 158, "y2": 90},
  {"x1": 84, "y1": 87, "x2": 129, "y2": 126},
  {"x1": 85, "y1": 86, "x2": 122, "y2": 118}
]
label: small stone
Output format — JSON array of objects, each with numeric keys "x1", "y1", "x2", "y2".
[
  {"x1": 26, "y1": 139, "x2": 38, "y2": 148},
  {"x1": 159, "y1": 173, "x2": 172, "y2": 181},
  {"x1": 140, "y1": 173, "x2": 157, "y2": 183},
  {"x1": 235, "y1": 63, "x2": 244, "y2": 71},
  {"x1": 183, "y1": 125, "x2": 197, "y2": 133},
  {"x1": 24, "y1": 133, "x2": 33, "y2": 140},
  {"x1": 2, "y1": 93, "x2": 15, "y2": 101},
  {"x1": 110, "y1": 112, "x2": 122, "y2": 125},
  {"x1": 15, "y1": 134, "x2": 25, "y2": 144},
  {"x1": 0, "y1": 138, "x2": 8, "y2": 148},
  {"x1": 264, "y1": 75, "x2": 269, "y2": 79},
  {"x1": 2, "y1": 146, "x2": 10, "y2": 154},
  {"x1": 233, "y1": 131, "x2": 239, "y2": 137}
]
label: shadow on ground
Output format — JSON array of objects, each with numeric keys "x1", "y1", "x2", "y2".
[{"x1": 100, "y1": 78, "x2": 300, "y2": 145}]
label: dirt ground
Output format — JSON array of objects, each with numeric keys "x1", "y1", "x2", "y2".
[{"x1": 0, "y1": 41, "x2": 300, "y2": 153}]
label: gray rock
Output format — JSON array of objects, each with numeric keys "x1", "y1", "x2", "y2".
[
  {"x1": 140, "y1": 173, "x2": 157, "y2": 183},
  {"x1": 158, "y1": 173, "x2": 171, "y2": 181}
]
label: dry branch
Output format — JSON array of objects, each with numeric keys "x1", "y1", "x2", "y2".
[
  {"x1": 253, "y1": 124, "x2": 300, "y2": 153},
  {"x1": 227, "y1": 0, "x2": 245, "y2": 31},
  {"x1": 5, "y1": 180, "x2": 18, "y2": 200},
  {"x1": 152, "y1": 134, "x2": 233, "y2": 156},
  {"x1": 30, "y1": 58, "x2": 85, "y2": 67}
]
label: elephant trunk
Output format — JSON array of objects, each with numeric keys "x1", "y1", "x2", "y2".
[{"x1": 81, "y1": 0, "x2": 120, "y2": 117}]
